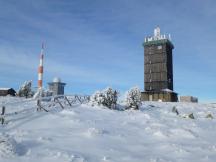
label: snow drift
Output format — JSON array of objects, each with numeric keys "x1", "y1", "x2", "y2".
[{"x1": 0, "y1": 96, "x2": 216, "y2": 162}]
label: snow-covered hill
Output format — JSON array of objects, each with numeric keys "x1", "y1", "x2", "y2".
[{"x1": 0, "y1": 96, "x2": 216, "y2": 162}]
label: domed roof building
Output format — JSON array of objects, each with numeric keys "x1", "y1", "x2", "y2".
[
  {"x1": 53, "y1": 77, "x2": 61, "y2": 83},
  {"x1": 48, "y1": 77, "x2": 66, "y2": 96}
]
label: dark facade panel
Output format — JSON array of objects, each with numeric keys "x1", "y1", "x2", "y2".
[
  {"x1": 145, "y1": 81, "x2": 168, "y2": 91},
  {"x1": 145, "y1": 72, "x2": 168, "y2": 82},
  {"x1": 145, "y1": 54, "x2": 167, "y2": 64},
  {"x1": 144, "y1": 41, "x2": 174, "y2": 92},
  {"x1": 145, "y1": 63, "x2": 167, "y2": 73}
]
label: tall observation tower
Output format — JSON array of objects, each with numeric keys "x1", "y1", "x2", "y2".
[{"x1": 141, "y1": 27, "x2": 178, "y2": 102}]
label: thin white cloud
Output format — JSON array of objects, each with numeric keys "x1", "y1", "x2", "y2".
[{"x1": 0, "y1": 46, "x2": 132, "y2": 86}]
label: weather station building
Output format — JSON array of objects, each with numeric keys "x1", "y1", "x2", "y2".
[
  {"x1": 141, "y1": 27, "x2": 178, "y2": 102},
  {"x1": 48, "y1": 77, "x2": 66, "y2": 96}
]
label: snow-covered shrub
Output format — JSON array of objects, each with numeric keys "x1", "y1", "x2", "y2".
[
  {"x1": 17, "y1": 80, "x2": 33, "y2": 98},
  {"x1": 90, "y1": 91, "x2": 104, "y2": 106},
  {"x1": 33, "y1": 89, "x2": 53, "y2": 99},
  {"x1": 90, "y1": 87, "x2": 118, "y2": 109},
  {"x1": 125, "y1": 87, "x2": 141, "y2": 110},
  {"x1": 102, "y1": 87, "x2": 118, "y2": 109}
]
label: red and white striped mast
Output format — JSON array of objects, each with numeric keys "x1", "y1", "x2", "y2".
[{"x1": 38, "y1": 43, "x2": 45, "y2": 90}]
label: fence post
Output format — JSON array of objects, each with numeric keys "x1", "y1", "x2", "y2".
[
  {"x1": 37, "y1": 99, "x2": 48, "y2": 112},
  {"x1": 37, "y1": 99, "x2": 41, "y2": 111},
  {"x1": 55, "y1": 98, "x2": 64, "y2": 109},
  {"x1": 64, "y1": 96, "x2": 72, "y2": 107},
  {"x1": 75, "y1": 95, "x2": 84, "y2": 104},
  {"x1": 1, "y1": 106, "x2": 5, "y2": 124}
]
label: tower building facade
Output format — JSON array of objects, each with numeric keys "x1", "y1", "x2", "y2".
[{"x1": 141, "y1": 27, "x2": 178, "y2": 102}]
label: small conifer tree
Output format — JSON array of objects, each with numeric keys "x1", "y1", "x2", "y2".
[
  {"x1": 125, "y1": 87, "x2": 141, "y2": 110},
  {"x1": 91, "y1": 87, "x2": 118, "y2": 109}
]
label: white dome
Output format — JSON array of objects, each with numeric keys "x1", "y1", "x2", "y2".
[{"x1": 53, "y1": 77, "x2": 61, "y2": 83}]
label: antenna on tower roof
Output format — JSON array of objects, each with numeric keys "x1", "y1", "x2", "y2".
[
  {"x1": 168, "y1": 34, "x2": 171, "y2": 40},
  {"x1": 154, "y1": 26, "x2": 160, "y2": 38}
]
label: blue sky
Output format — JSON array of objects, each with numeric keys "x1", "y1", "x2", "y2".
[{"x1": 0, "y1": 0, "x2": 215, "y2": 102}]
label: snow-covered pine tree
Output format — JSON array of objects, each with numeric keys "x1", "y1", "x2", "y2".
[
  {"x1": 90, "y1": 87, "x2": 118, "y2": 109},
  {"x1": 102, "y1": 87, "x2": 118, "y2": 109},
  {"x1": 90, "y1": 91, "x2": 104, "y2": 106},
  {"x1": 125, "y1": 86, "x2": 141, "y2": 110},
  {"x1": 17, "y1": 80, "x2": 33, "y2": 98}
]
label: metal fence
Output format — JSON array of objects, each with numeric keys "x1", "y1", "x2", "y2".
[{"x1": 0, "y1": 95, "x2": 90, "y2": 125}]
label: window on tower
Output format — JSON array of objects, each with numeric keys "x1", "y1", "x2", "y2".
[{"x1": 157, "y1": 45, "x2": 162, "y2": 50}]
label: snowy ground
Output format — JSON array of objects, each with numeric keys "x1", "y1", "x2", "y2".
[{"x1": 0, "y1": 96, "x2": 216, "y2": 162}]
